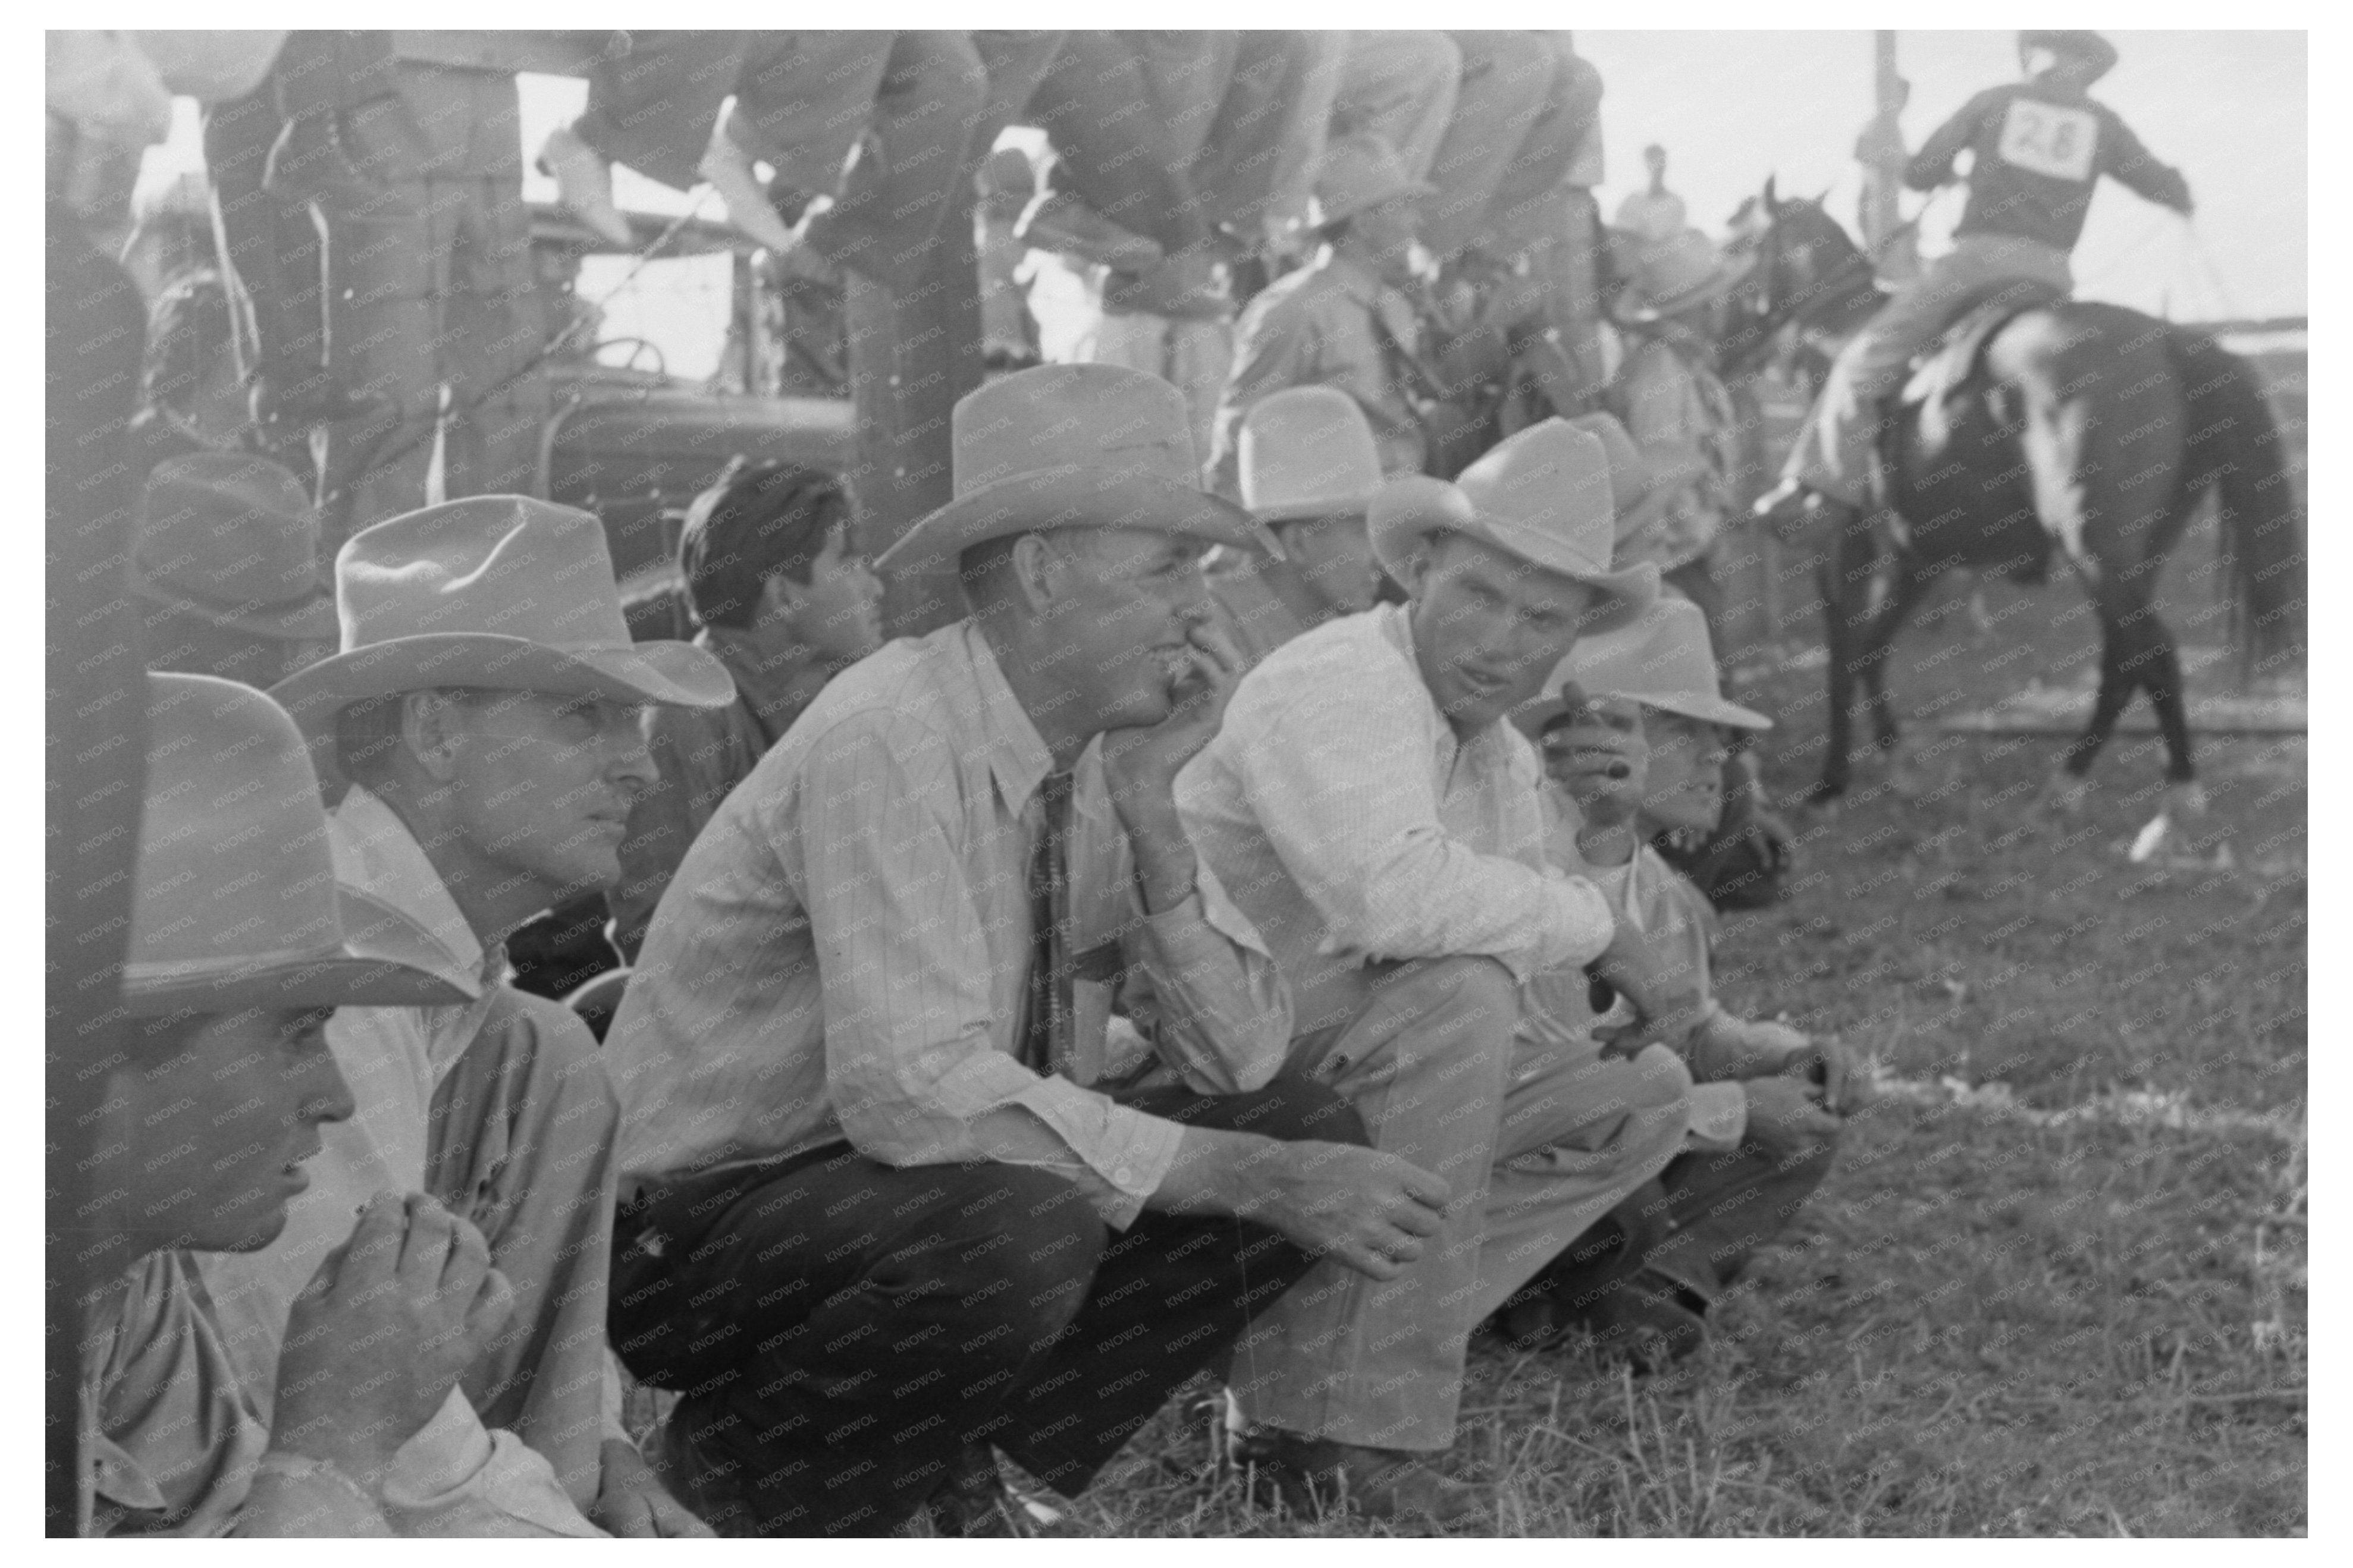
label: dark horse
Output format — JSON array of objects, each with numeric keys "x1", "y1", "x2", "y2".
[{"x1": 1724, "y1": 184, "x2": 2304, "y2": 813}]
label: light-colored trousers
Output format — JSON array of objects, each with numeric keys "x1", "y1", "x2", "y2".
[
  {"x1": 1332, "y1": 32, "x2": 1461, "y2": 181},
  {"x1": 1784, "y1": 231, "x2": 2075, "y2": 504},
  {"x1": 1229, "y1": 956, "x2": 1691, "y2": 1452}
]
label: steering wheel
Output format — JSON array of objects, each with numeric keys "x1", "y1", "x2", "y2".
[{"x1": 596, "y1": 336, "x2": 669, "y2": 379}]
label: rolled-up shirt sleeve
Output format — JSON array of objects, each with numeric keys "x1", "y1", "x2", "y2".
[
  {"x1": 792, "y1": 714, "x2": 1179, "y2": 1227},
  {"x1": 1235, "y1": 678, "x2": 1614, "y2": 981}
]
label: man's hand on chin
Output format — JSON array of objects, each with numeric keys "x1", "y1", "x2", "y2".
[{"x1": 593, "y1": 1436, "x2": 714, "y2": 1538}]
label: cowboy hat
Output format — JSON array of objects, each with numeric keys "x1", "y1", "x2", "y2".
[
  {"x1": 271, "y1": 495, "x2": 735, "y2": 743},
  {"x1": 1612, "y1": 227, "x2": 1748, "y2": 322},
  {"x1": 126, "y1": 673, "x2": 474, "y2": 1014},
  {"x1": 872, "y1": 364, "x2": 1276, "y2": 576},
  {"x1": 1239, "y1": 386, "x2": 1383, "y2": 524},
  {"x1": 1514, "y1": 590, "x2": 1770, "y2": 738},
  {"x1": 1313, "y1": 133, "x2": 1433, "y2": 229},
  {"x1": 2019, "y1": 30, "x2": 2118, "y2": 83},
  {"x1": 1368, "y1": 419, "x2": 1658, "y2": 634},
  {"x1": 128, "y1": 452, "x2": 337, "y2": 642},
  {"x1": 1566, "y1": 413, "x2": 1712, "y2": 559}
]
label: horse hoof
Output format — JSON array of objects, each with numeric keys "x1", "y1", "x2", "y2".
[{"x1": 2164, "y1": 781, "x2": 2210, "y2": 821}]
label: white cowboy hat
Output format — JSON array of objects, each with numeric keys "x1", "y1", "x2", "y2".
[
  {"x1": 271, "y1": 495, "x2": 736, "y2": 746},
  {"x1": 126, "y1": 673, "x2": 473, "y2": 1014},
  {"x1": 873, "y1": 363, "x2": 1276, "y2": 576},
  {"x1": 1369, "y1": 419, "x2": 1659, "y2": 634},
  {"x1": 1239, "y1": 386, "x2": 1383, "y2": 524},
  {"x1": 1515, "y1": 591, "x2": 1771, "y2": 738},
  {"x1": 1565, "y1": 413, "x2": 1713, "y2": 560}
]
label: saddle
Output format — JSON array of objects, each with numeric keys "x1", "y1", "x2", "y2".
[
  {"x1": 1881, "y1": 277, "x2": 2070, "y2": 577},
  {"x1": 1895, "y1": 278, "x2": 2071, "y2": 440}
]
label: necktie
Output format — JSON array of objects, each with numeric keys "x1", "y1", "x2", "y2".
[{"x1": 1021, "y1": 771, "x2": 1077, "y2": 1074}]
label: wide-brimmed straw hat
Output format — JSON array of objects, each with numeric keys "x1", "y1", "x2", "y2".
[
  {"x1": 1369, "y1": 419, "x2": 1659, "y2": 634},
  {"x1": 1239, "y1": 386, "x2": 1383, "y2": 524},
  {"x1": 1514, "y1": 591, "x2": 1771, "y2": 738},
  {"x1": 2019, "y1": 30, "x2": 2118, "y2": 82},
  {"x1": 126, "y1": 673, "x2": 473, "y2": 1015},
  {"x1": 1313, "y1": 133, "x2": 1433, "y2": 228},
  {"x1": 1565, "y1": 413, "x2": 1712, "y2": 558},
  {"x1": 271, "y1": 495, "x2": 735, "y2": 744},
  {"x1": 873, "y1": 364, "x2": 1275, "y2": 575},
  {"x1": 128, "y1": 453, "x2": 337, "y2": 642}
]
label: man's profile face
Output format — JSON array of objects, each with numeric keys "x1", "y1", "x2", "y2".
[
  {"x1": 1039, "y1": 526, "x2": 1215, "y2": 733},
  {"x1": 1405, "y1": 532, "x2": 1597, "y2": 737},
  {"x1": 440, "y1": 690, "x2": 657, "y2": 903},
  {"x1": 101, "y1": 1005, "x2": 354, "y2": 1254},
  {"x1": 1640, "y1": 708, "x2": 1732, "y2": 835},
  {"x1": 758, "y1": 520, "x2": 884, "y2": 668}
]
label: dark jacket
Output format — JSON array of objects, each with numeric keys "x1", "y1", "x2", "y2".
[{"x1": 1906, "y1": 81, "x2": 2189, "y2": 252}]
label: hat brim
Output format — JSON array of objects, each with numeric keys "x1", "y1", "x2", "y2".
[
  {"x1": 1369, "y1": 480, "x2": 1659, "y2": 637},
  {"x1": 128, "y1": 567, "x2": 340, "y2": 642},
  {"x1": 1323, "y1": 177, "x2": 1439, "y2": 228},
  {"x1": 1614, "y1": 260, "x2": 1747, "y2": 323},
  {"x1": 873, "y1": 466, "x2": 1280, "y2": 576},
  {"x1": 1513, "y1": 683, "x2": 1771, "y2": 739},
  {"x1": 124, "y1": 884, "x2": 476, "y2": 1014},
  {"x1": 1253, "y1": 492, "x2": 1376, "y2": 526},
  {"x1": 272, "y1": 634, "x2": 736, "y2": 730}
]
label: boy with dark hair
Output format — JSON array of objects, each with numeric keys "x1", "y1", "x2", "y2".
[{"x1": 607, "y1": 460, "x2": 883, "y2": 959}]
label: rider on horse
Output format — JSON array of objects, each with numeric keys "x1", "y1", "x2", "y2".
[{"x1": 1756, "y1": 30, "x2": 2194, "y2": 531}]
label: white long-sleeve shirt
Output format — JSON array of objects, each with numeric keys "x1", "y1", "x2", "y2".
[{"x1": 1176, "y1": 602, "x2": 1617, "y2": 1030}]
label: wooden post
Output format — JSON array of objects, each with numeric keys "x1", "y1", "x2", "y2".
[{"x1": 846, "y1": 222, "x2": 986, "y2": 639}]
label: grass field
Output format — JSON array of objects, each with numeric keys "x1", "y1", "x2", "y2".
[{"x1": 1025, "y1": 545, "x2": 2309, "y2": 1537}]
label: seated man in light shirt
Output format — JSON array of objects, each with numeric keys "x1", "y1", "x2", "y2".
[
  {"x1": 206, "y1": 496, "x2": 739, "y2": 1538},
  {"x1": 604, "y1": 365, "x2": 1447, "y2": 1538},
  {"x1": 1505, "y1": 593, "x2": 1858, "y2": 1365},
  {"x1": 1175, "y1": 420, "x2": 1705, "y2": 1522},
  {"x1": 1203, "y1": 385, "x2": 1390, "y2": 671}
]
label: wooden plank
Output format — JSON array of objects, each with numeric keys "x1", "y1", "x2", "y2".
[{"x1": 846, "y1": 225, "x2": 986, "y2": 639}]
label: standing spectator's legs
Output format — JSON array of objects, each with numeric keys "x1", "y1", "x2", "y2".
[
  {"x1": 796, "y1": 31, "x2": 988, "y2": 288},
  {"x1": 1331, "y1": 32, "x2": 1461, "y2": 181},
  {"x1": 1422, "y1": 32, "x2": 1552, "y2": 263},
  {"x1": 1025, "y1": 33, "x2": 1209, "y2": 257},
  {"x1": 1486, "y1": 45, "x2": 1603, "y2": 235},
  {"x1": 570, "y1": 31, "x2": 749, "y2": 192},
  {"x1": 1187, "y1": 32, "x2": 1335, "y2": 237}
]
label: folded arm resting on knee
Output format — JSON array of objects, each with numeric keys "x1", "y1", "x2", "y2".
[{"x1": 1145, "y1": 1123, "x2": 1452, "y2": 1283}]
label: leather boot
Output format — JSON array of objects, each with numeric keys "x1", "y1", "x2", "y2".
[{"x1": 1236, "y1": 1427, "x2": 1484, "y2": 1526}]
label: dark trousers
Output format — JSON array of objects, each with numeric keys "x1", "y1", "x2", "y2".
[
  {"x1": 610, "y1": 1077, "x2": 1361, "y2": 1536},
  {"x1": 1533, "y1": 1127, "x2": 1839, "y2": 1313}
]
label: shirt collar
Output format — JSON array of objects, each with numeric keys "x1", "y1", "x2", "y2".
[
  {"x1": 953, "y1": 621, "x2": 1056, "y2": 813},
  {"x1": 328, "y1": 785, "x2": 492, "y2": 991}
]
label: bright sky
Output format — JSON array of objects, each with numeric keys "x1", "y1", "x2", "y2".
[
  {"x1": 1578, "y1": 30, "x2": 2306, "y2": 320},
  {"x1": 144, "y1": 29, "x2": 2307, "y2": 327}
]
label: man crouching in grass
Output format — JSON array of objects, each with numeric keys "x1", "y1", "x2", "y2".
[{"x1": 1504, "y1": 592, "x2": 1862, "y2": 1368}]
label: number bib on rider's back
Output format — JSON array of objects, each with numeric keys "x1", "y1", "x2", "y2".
[{"x1": 1996, "y1": 99, "x2": 2098, "y2": 183}]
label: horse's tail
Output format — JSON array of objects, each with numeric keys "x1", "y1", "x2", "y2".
[{"x1": 2163, "y1": 325, "x2": 2305, "y2": 674}]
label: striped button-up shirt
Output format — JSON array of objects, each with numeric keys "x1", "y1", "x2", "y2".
[
  {"x1": 1175, "y1": 602, "x2": 1615, "y2": 1030},
  {"x1": 607, "y1": 620, "x2": 1292, "y2": 1227}
]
